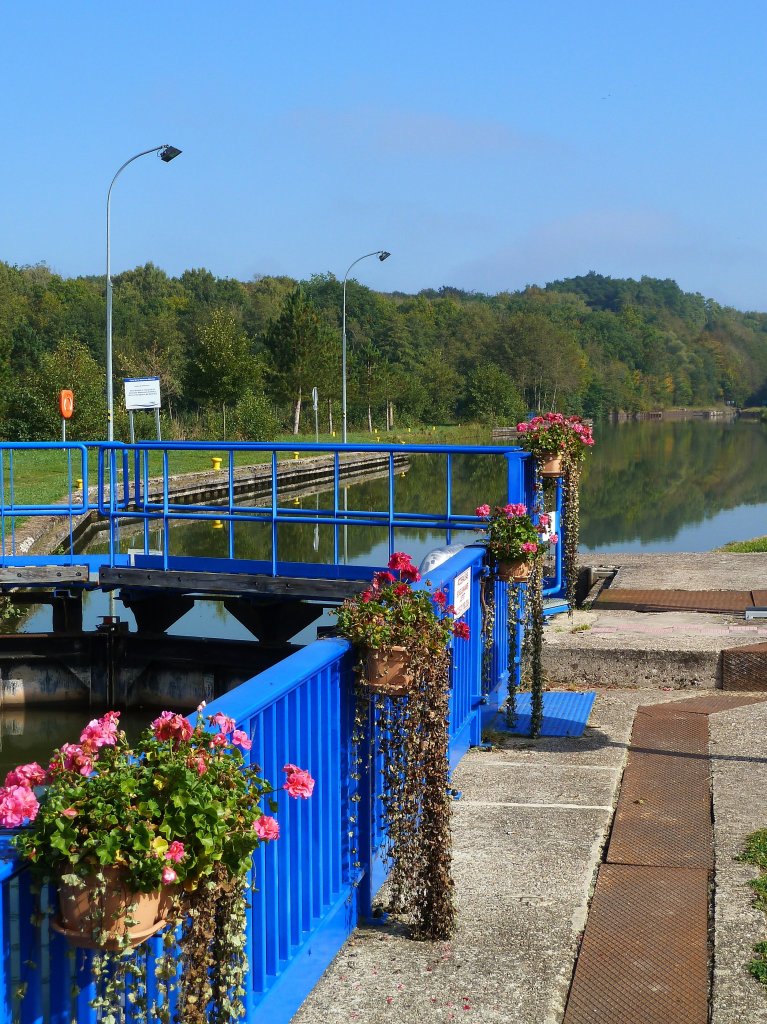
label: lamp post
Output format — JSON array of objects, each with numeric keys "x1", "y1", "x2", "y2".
[
  {"x1": 106, "y1": 144, "x2": 181, "y2": 441},
  {"x1": 341, "y1": 250, "x2": 390, "y2": 443}
]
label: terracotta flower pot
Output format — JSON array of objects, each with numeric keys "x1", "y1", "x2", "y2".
[
  {"x1": 53, "y1": 868, "x2": 172, "y2": 950},
  {"x1": 538, "y1": 452, "x2": 563, "y2": 478},
  {"x1": 365, "y1": 645, "x2": 414, "y2": 697},
  {"x1": 495, "y1": 559, "x2": 532, "y2": 583}
]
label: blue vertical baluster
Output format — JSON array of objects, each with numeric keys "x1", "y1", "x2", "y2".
[
  {"x1": 387, "y1": 452, "x2": 395, "y2": 557},
  {"x1": 8, "y1": 451, "x2": 14, "y2": 557},
  {"x1": 162, "y1": 449, "x2": 170, "y2": 570},
  {"x1": 0, "y1": 450, "x2": 6, "y2": 562},
  {"x1": 446, "y1": 453, "x2": 453, "y2": 545},
  {"x1": 271, "y1": 453, "x2": 278, "y2": 576},
  {"x1": 332, "y1": 452, "x2": 340, "y2": 565},
  {"x1": 228, "y1": 449, "x2": 235, "y2": 560}
]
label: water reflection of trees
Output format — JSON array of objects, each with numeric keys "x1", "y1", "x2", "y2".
[
  {"x1": 158, "y1": 453, "x2": 511, "y2": 565},
  {"x1": 579, "y1": 421, "x2": 767, "y2": 546},
  {"x1": 104, "y1": 423, "x2": 767, "y2": 558}
]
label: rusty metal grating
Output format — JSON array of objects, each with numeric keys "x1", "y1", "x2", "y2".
[
  {"x1": 563, "y1": 864, "x2": 710, "y2": 1024},
  {"x1": 607, "y1": 711, "x2": 713, "y2": 868},
  {"x1": 595, "y1": 588, "x2": 753, "y2": 613},
  {"x1": 640, "y1": 693, "x2": 767, "y2": 715},
  {"x1": 722, "y1": 642, "x2": 767, "y2": 692}
]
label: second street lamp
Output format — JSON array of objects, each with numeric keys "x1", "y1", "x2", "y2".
[
  {"x1": 105, "y1": 144, "x2": 181, "y2": 442},
  {"x1": 341, "y1": 250, "x2": 390, "y2": 444}
]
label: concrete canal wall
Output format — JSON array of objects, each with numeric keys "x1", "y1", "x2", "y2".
[{"x1": 544, "y1": 552, "x2": 767, "y2": 690}]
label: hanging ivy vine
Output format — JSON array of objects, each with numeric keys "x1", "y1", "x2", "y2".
[
  {"x1": 561, "y1": 455, "x2": 582, "y2": 614},
  {"x1": 504, "y1": 579, "x2": 519, "y2": 729},
  {"x1": 371, "y1": 638, "x2": 455, "y2": 940}
]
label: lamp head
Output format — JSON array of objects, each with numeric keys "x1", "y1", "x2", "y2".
[
  {"x1": 378, "y1": 251, "x2": 391, "y2": 261},
  {"x1": 159, "y1": 145, "x2": 182, "y2": 163}
]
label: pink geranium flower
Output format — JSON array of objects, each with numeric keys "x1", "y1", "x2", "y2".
[
  {"x1": 452, "y1": 621, "x2": 470, "y2": 640},
  {"x1": 80, "y1": 711, "x2": 120, "y2": 750},
  {"x1": 475, "y1": 504, "x2": 491, "y2": 518},
  {"x1": 521, "y1": 541, "x2": 538, "y2": 554},
  {"x1": 161, "y1": 867, "x2": 177, "y2": 885},
  {"x1": 254, "y1": 815, "x2": 280, "y2": 841},
  {"x1": 165, "y1": 841, "x2": 186, "y2": 863},
  {"x1": 211, "y1": 712, "x2": 236, "y2": 735},
  {"x1": 282, "y1": 764, "x2": 315, "y2": 799},
  {"x1": 372, "y1": 571, "x2": 396, "y2": 588},
  {"x1": 57, "y1": 743, "x2": 94, "y2": 777},
  {"x1": 152, "y1": 711, "x2": 193, "y2": 745},
  {"x1": 231, "y1": 729, "x2": 252, "y2": 751},
  {"x1": 0, "y1": 785, "x2": 39, "y2": 827},
  {"x1": 4, "y1": 762, "x2": 47, "y2": 788},
  {"x1": 387, "y1": 551, "x2": 414, "y2": 572}
]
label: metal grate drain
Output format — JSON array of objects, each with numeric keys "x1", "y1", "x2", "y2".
[
  {"x1": 563, "y1": 865, "x2": 710, "y2": 1024},
  {"x1": 595, "y1": 588, "x2": 753, "y2": 613},
  {"x1": 721, "y1": 642, "x2": 767, "y2": 691},
  {"x1": 607, "y1": 711, "x2": 712, "y2": 868}
]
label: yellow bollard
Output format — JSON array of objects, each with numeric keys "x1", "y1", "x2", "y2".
[
  {"x1": 212, "y1": 519, "x2": 224, "y2": 530},
  {"x1": 293, "y1": 452, "x2": 299, "y2": 460},
  {"x1": 75, "y1": 478, "x2": 83, "y2": 491},
  {"x1": 211, "y1": 457, "x2": 222, "y2": 471},
  {"x1": 293, "y1": 497, "x2": 300, "y2": 505}
]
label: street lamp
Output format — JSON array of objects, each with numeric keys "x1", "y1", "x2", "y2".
[
  {"x1": 105, "y1": 144, "x2": 181, "y2": 441},
  {"x1": 341, "y1": 250, "x2": 390, "y2": 443}
]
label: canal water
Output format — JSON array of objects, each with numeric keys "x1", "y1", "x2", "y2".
[{"x1": 2, "y1": 420, "x2": 766, "y2": 771}]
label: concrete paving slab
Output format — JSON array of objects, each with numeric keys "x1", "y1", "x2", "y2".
[
  {"x1": 584, "y1": 552, "x2": 767, "y2": 591},
  {"x1": 453, "y1": 763, "x2": 617, "y2": 807},
  {"x1": 710, "y1": 703, "x2": 767, "y2": 1024}
]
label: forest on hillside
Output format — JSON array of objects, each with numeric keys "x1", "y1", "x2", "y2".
[{"x1": 1, "y1": 261, "x2": 766, "y2": 440}]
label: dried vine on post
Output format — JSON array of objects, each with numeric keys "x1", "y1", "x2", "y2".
[{"x1": 335, "y1": 551, "x2": 470, "y2": 941}]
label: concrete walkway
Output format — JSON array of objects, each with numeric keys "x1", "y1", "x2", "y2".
[{"x1": 294, "y1": 688, "x2": 767, "y2": 1022}]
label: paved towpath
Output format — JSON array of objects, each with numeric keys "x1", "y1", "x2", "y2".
[{"x1": 294, "y1": 688, "x2": 767, "y2": 1023}]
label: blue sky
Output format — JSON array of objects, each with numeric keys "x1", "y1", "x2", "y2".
[{"x1": 2, "y1": 1, "x2": 767, "y2": 308}]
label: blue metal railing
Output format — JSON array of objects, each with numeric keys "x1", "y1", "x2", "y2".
[
  {"x1": 0, "y1": 441, "x2": 564, "y2": 604},
  {"x1": 0, "y1": 543, "x2": 517, "y2": 1024}
]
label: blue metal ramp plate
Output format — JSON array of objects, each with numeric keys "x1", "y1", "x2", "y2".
[{"x1": 505, "y1": 691, "x2": 596, "y2": 737}]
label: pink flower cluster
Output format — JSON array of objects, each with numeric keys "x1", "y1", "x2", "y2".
[
  {"x1": 0, "y1": 759, "x2": 47, "y2": 826},
  {"x1": 452, "y1": 621, "x2": 470, "y2": 640},
  {"x1": 283, "y1": 763, "x2": 315, "y2": 799},
  {"x1": 254, "y1": 814, "x2": 280, "y2": 840},
  {"x1": 208, "y1": 711, "x2": 253, "y2": 752},
  {"x1": 516, "y1": 413, "x2": 595, "y2": 448},
  {"x1": 387, "y1": 551, "x2": 421, "y2": 583},
  {"x1": 5, "y1": 762, "x2": 46, "y2": 788},
  {"x1": 80, "y1": 711, "x2": 120, "y2": 750},
  {"x1": 152, "y1": 711, "x2": 193, "y2": 746},
  {"x1": 0, "y1": 785, "x2": 39, "y2": 828},
  {"x1": 476, "y1": 503, "x2": 527, "y2": 520}
]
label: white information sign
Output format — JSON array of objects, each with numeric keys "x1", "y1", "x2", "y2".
[
  {"x1": 453, "y1": 568, "x2": 472, "y2": 619},
  {"x1": 124, "y1": 377, "x2": 161, "y2": 411}
]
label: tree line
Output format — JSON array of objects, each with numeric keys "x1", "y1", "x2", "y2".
[{"x1": 0, "y1": 261, "x2": 765, "y2": 441}]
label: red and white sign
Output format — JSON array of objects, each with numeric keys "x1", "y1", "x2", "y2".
[{"x1": 453, "y1": 568, "x2": 472, "y2": 618}]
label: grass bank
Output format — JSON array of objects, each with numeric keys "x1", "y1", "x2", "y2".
[{"x1": 718, "y1": 537, "x2": 767, "y2": 553}]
